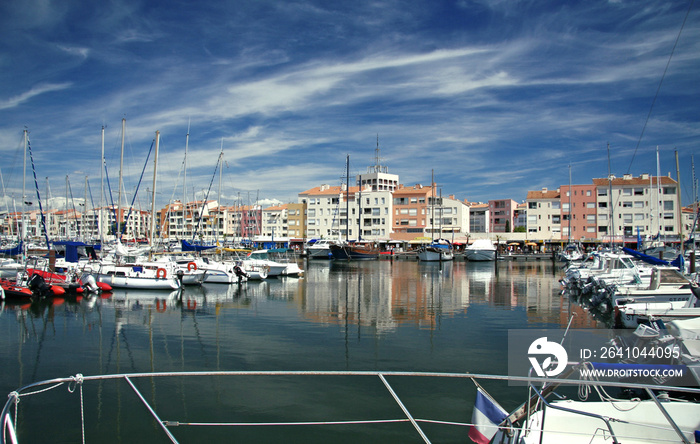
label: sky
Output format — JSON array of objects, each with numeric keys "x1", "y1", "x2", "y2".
[{"x1": 1, "y1": 0, "x2": 699, "y2": 213}]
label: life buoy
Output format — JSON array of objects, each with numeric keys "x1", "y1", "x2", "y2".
[
  {"x1": 187, "y1": 300, "x2": 197, "y2": 310},
  {"x1": 156, "y1": 300, "x2": 166, "y2": 312},
  {"x1": 156, "y1": 268, "x2": 167, "y2": 279},
  {"x1": 187, "y1": 262, "x2": 197, "y2": 271}
]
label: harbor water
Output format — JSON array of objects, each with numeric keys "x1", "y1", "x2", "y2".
[{"x1": 0, "y1": 258, "x2": 602, "y2": 443}]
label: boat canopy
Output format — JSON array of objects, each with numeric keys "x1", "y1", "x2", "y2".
[
  {"x1": 622, "y1": 247, "x2": 684, "y2": 270},
  {"x1": 181, "y1": 240, "x2": 217, "y2": 252},
  {"x1": 0, "y1": 241, "x2": 22, "y2": 256}
]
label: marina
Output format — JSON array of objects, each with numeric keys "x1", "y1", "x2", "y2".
[{"x1": 0, "y1": 258, "x2": 598, "y2": 443}]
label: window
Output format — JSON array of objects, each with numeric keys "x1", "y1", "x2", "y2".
[
  {"x1": 598, "y1": 202, "x2": 607, "y2": 208},
  {"x1": 634, "y1": 188, "x2": 644, "y2": 196},
  {"x1": 622, "y1": 188, "x2": 632, "y2": 196},
  {"x1": 663, "y1": 201, "x2": 674, "y2": 211},
  {"x1": 598, "y1": 189, "x2": 608, "y2": 196},
  {"x1": 634, "y1": 201, "x2": 644, "y2": 208},
  {"x1": 552, "y1": 202, "x2": 561, "y2": 210},
  {"x1": 586, "y1": 215, "x2": 596, "y2": 223},
  {"x1": 528, "y1": 202, "x2": 537, "y2": 209},
  {"x1": 586, "y1": 202, "x2": 595, "y2": 208}
]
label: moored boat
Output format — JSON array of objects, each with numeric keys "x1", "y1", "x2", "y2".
[{"x1": 464, "y1": 239, "x2": 496, "y2": 261}]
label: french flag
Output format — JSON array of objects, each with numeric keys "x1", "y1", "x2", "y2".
[{"x1": 468, "y1": 387, "x2": 508, "y2": 444}]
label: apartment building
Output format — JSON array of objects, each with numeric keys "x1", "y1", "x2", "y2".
[
  {"x1": 560, "y1": 184, "x2": 598, "y2": 241},
  {"x1": 391, "y1": 184, "x2": 433, "y2": 242},
  {"x1": 525, "y1": 188, "x2": 561, "y2": 238},
  {"x1": 489, "y1": 199, "x2": 518, "y2": 232},
  {"x1": 261, "y1": 204, "x2": 288, "y2": 239},
  {"x1": 285, "y1": 202, "x2": 307, "y2": 240},
  {"x1": 593, "y1": 173, "x2": 679, "y2": 242},
  {"x1": 468, "y1": 203, "x2": 489, "y2": 233}
]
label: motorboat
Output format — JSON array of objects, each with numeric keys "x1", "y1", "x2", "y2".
[
  {"x1": 417, "y1": 239, "x2": 454, "y2": 262},
  {"x1": 304, "y1": 239, "x2": 336, "y2": 259},
  {"x1": 464, "y1": 239, "x2": 496, "y2": 261},
  {"x1": 90, "y1": 261, "x2": 181, "y2": 290},
  {"x1": 246, "y1": 249, "x2": 304, "y2": 276}
]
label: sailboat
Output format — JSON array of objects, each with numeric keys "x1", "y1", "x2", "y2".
[
  {"x1": 330, "y1": 155, "x2": 380, "y2": 260},
  {"x1": 417, "y1": 171, "x2": 454, "y2": 262}
]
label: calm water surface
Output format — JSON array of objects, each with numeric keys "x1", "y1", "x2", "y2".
[{"x1": 0, "y1": 258, "x2": 602, "y2": 443}]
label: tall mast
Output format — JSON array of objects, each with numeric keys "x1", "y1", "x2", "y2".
[
  {"x1": 607, "y1": 143, "x2": 614, "y2": 247},
  {"x1": 568, "y1": 164, "x2": 572, "y2": 243},
  {"x1": 65, "y1": 175, "x2": 70, "y2": 238},
  {"x1": 150, "y1": 131, "x2": 160, "y2": 247},
  {"x1": 84, "y1": 175, "x2": 88, "y2": 242},
  {"x1": 22, "y1": 129, "x2": 27, "y2": 240},
  {"x1": 100, "y1": 126, "x2": 105, "y2": 250},
  {"x1": 676, "y1": 150, "x2": 683, "y2": 256},
  {"x1": 656, "y1": 147, "x2": 662, "y2": 239},
  {"x1": 217, "y1": 139, "x2": 223, "y2": 243},
  {"x1": 430, "y1": 169, "x2": 435, "y2": 242},
  {"x1": 345, "y1": 154, "x2": 350, "y2": 242},
  {"x1": 117, "y1": 118, "x2": 125, "y2": 239},
  {"x1": 183, "y1": 121, "x2": 189, "y2": 238}
]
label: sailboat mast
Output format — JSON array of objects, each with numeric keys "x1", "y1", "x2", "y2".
[
  {"x1": 100, "y1": 126, "x2": 105, "y2": 250},
  {"x1": 150, "y1": 131, "x2": 160, "y2": 247},
  {"x1": 84, "y1": 175, "x2": 88, "y2": 242},
  {"x1": 676, "y1": 150, "x2": 683, "y2": 256},
  {"x1": 430, "y1": 169, "x2": 435, "y2": 242},
  {"x1": 656, "y1": 147, "x2": 662, "y2": 239},
  {"x1": 22, "y1": 129, "x2": 27, "y2": 241},
  {"x1": 568, "y1": 164, "x2": 572, "y2": 243},
  {"x1": 607, "y1": 144, "x2": 614, "y2": 247},
  {"x1": 345, "y1": 154, "x2": 350, "y2": 242},
  {"x1": 117, "y1": 118, "x2": 125, "y2": 239},
  {"x1": 217, "y1": 140, "x2": 223, "y2": 243},
  {"x1": 183, "y1": 122, "x2": 189, "y2": 234}
]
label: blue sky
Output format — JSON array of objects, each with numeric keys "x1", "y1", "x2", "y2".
[{"x1": 1, "y1": 0, "x2": 699, "y2": 212}]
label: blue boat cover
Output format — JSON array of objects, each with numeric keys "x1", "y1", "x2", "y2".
[{"x1": 181, "y1": 240, "x2": 216, "y2": 252}]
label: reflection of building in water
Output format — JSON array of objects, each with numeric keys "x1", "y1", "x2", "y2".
[{"x1": 301, "y1": 261, "x2": 479, "y2": 332}]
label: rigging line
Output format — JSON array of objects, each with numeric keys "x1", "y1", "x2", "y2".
[
  {"x1": 626, "y1": 0, "x2": 695, "y2": 174},
  {"x1": 121, "y1": 140, "x2": 155, "y2": 236},
  {"x1": 26, "y1": 138, "x2": 50, "y2": 249},
  {"x1": 67, "y1": 177, "x2": 80, "y2": 238}
]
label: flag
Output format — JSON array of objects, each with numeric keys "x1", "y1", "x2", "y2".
[{"x1": 468, "y1": 387, "x2": 508, "y2": 444}]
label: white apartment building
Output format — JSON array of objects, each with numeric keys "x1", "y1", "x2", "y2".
[
  {"x1": 298, "y1": 184, "x2": 393, "y2": 242},
  {"x1": 525, "y1": 188, "x2": 562, "y2": 239},
  {"x1": 593, "y1": 174, "x2": 679, "y2": 241}
]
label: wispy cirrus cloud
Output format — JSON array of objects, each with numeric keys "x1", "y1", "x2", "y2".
[{"x1": 0, "y1": 83, "x2": 72, "y2": 110}]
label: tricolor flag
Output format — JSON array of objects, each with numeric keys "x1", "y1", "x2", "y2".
[{"x1": 468, "y1": 387, "x2": 508, "y2": 444}]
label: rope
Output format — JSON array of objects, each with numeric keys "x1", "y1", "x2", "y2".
[{"x1": 67, "y1": 374, "x2": 86, "y2": 444}]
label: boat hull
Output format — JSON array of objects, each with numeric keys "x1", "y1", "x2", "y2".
[{"x1": 464, "y1": 250, "x2": 496, "y2": 261}]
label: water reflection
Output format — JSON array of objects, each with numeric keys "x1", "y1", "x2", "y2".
[{"x1": 1, "y1": 259, "x2": 604, "y2": 331}]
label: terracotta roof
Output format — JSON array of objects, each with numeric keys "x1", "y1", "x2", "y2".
[
  {"x1": 299, "y1": 185, "x2": 360, "y2": 196},
  {"x1": 264, "y1": 204, "x2": 288, "y2": 211},
  {"x1": 392, "y1": 185, "x2": 434, "y2": 196},
  {"x1": 591, "y1": 176, "x2": 677, "y2": 186},
  {"x1": 526, "y1": 190, "x2": 560, "y2": 199}
]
